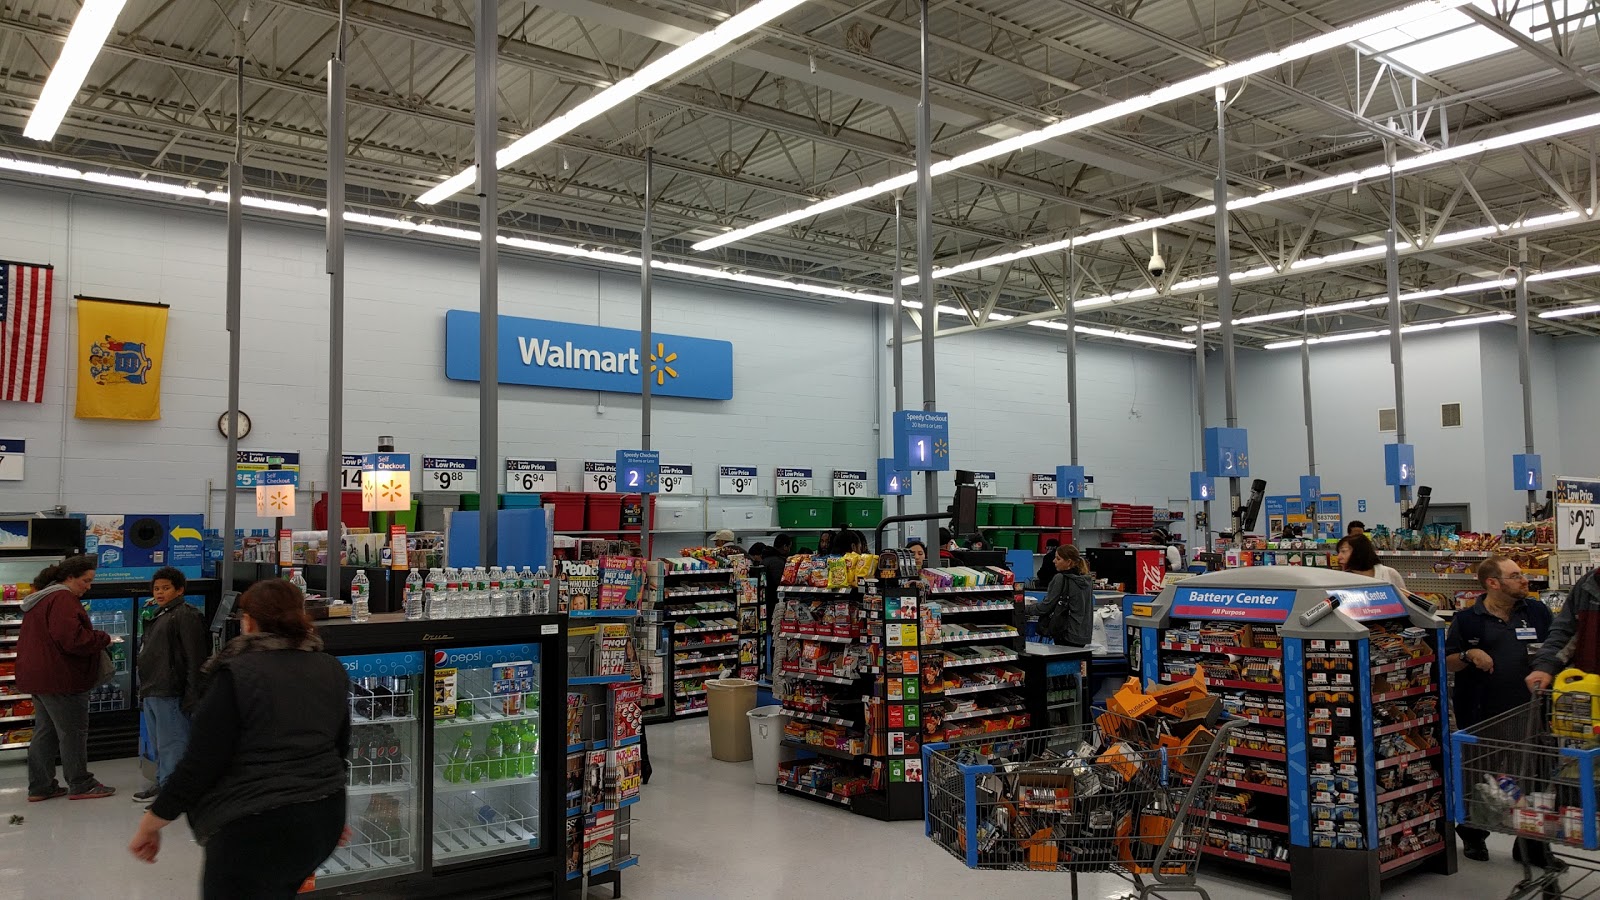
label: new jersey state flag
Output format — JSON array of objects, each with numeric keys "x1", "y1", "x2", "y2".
[{"x1": 75, "y1": 297, "x2": 167, "y2": 420}]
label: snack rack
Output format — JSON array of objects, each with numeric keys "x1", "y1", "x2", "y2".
[
  {"x1": 733, "y1": 556, "x2": 763, "y2": 681},
  {"x1": 774, "y1": 581, "x2": 874, "y2": 811},
  {"x1": 855, "y1": 576, "x2": 932, "y2": 820},
  {"x1": 1126, "y1": 567, "x2": 1456, "y2": 898},
  {"x1": 652, "y1": 561, "x2": 739, "y2": 721}
]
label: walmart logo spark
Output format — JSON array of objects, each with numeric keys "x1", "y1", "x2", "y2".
[{"x1": 650, "y1": 342, "x2": 679, "y2": 386}]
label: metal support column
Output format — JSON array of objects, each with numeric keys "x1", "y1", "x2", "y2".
[
  {"x1": 476, "y1": 0, "x2": 499, "y2": 565},
  {"x1": 1302, "y1": 306, "x2": 1316, "y2": 476},
  {"x1": 324, "y1": 0, "x2": 347, "y2": 599},
  {"x1": 221, "y1": 23, "x2": 246, "y2": 592},
  {"x1": 640, "y1": 148, "x2": 654, "y2": 558},
  {"x1": 1065, "y1": 247, "x2": 1080, "y2": 544},
  {"x1": 892, "y1": 195, "x2": 906, "y2": 529},
  {"x1": 1214, "y1": 86, "x2": 1241, "y2": 534},
  {"x1": 1386, "y1": 155, "x2": 1412, "y2": 512},
  {"x1": 1195, "y1": 319, "x2": 1211, "y2": 551},
  {"x1": 915, "y1": 0, "x2": 938, "y2": 518},
  {"x1": 1516, "y1": 238, "x2": 1537, "y2": 517}
]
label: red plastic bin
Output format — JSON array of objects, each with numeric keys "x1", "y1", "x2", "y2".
[
  {"x1": 314, "y1": 492, "x2": 370, "y2": 531},
  {"x1": 1028, "y1": 501, "x2": 1060, "y2": 528},
  {"x1": 541, "y1": 492, "x2": 589, "y2": 533},
  {"x1": 588, "y1": 495, "x2": 625, "y2": 532},
  {"x1": 621, "y1": 495, "x2": 656, "y2": 531}
]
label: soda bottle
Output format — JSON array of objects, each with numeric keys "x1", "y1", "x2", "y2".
[
  {"x1": 351, "y1": 570, "x2": 370, "y2": 622},
  {"x1": 520, "y1": 720, "x2": 540, "y2": 776},
  {"x1": 486, "y1": 728, "x2": 506, "y2": 780},
  {"x1": 502, "y1": 724, "x2": 522, "y2": 778},
  {"x1": 469, "y1": 743, "x2": 489, "y2": 783},
  {"x1": 404, "y1": 569, "x2": 424, "y2": 621},
  {"x1": 445, "y1": 733, "x2": 472, "y2": 783}
]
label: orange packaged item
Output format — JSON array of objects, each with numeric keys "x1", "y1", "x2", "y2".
[
  {"x1": 1108, "y1": 678, "x2": 1158, "y2": 719},
  {"x1": 1098, "y1": 741, "x2": 1142, "y2": 781}
]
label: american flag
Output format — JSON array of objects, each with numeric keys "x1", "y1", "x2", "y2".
[{"x1": 0, "y1": 262, "x2": 54, "y2": 403}]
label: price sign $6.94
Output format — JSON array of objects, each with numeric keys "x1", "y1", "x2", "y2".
[{"x1": 583, "y1": 461, "x2": 616, "y2": 493}]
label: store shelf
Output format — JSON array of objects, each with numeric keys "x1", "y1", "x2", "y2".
[
  {"x1": 1370, "y1": 655, "x2": 1435, "y2": 675},
  {"x1": 1379, "y1": 813, "x2": 1444, "y2": 838},
  {"x1": 1162, "y1": 673, "x2": 1283, "y2": 693},
  {"x1": 1371, "y1": 684, "x2": 1432, "y2": 704},
  {"x1": 0, "y1": 653, "x2": 15, "y2": 660},
  {"x1": 932, "y1": 629, "x2": 1020, "y2": 645},
  {"x1": 942, "y1": 652, "x2": 1020, "y2": 668},
  {"x1": 677, "y1": 688, "x2": 708, "y2": 697},
  {"x1": 0, "y1": 714, "x2": 32, "y2": 724},
  {"x1": 783, "y1": 708, "x2": 856, "y2": 727},
  {"x1": 926, "y1": 585, "x2": 1017, "y2": 595},
  {"x1": 945, "y1": 702, "x2": 1026, "y2": 722},
  {"x1": 1375, "y1": 746, "x2": 1442, "y2": 770},
  {"x1": 781, "y1": 738, "x2": 862, "y2": 761},
  {"x1": 1211, "y1": 812, "x2": 1290, "y2": 834},
  {"x1": 664, "y1": 568, "x2": 734, "y2": 576},
  {"x1": 784, "y1": 669, "x2": 858, "y2": 686},
  {"x1": 568, "y1": 609, "x2": 639, "y2": 618},
  {"x1": 934, "y1": 601, "x2": 1016, "y2": 615},
  {"x1": 777, "y1": 585, "x2": 854, "y2": 594},
  {"x1": 666, "y1": 605, "x2": 737, "y2": 616},
  {"x1": 662, "y1": 589, "x2": 735, "y2": 599},
  {"x1": 777, "y1": 780, "x2": 853, "y2": 808},
  {"x1": 777, "y1": 629, "x2": 855, "y2": 644},
  {"x1": 432, "y1": 772, "x2": 542, "y2": 794},
  {"x1": 1233, "y1": 714, "x2": 1287, "y2": 728},
  {"x1": 1226, "y1": 744, "x2": 1288, "y2": 762},
  {"x1": 0, "y1": 741, "x2": 28, "y2": 750},
  {"x1": 944, "y1": 681, "x2": 1022, "y2": 697},
  {"x1": 673, "y1": 706, "x2": 707, "y2": 718},
  {"x1": 673, "y1": 624, "x2": 738, "y2": 636},
  {"x1": 1377, "y1": 778, "x2": 1443, "y2": 804},
  {"x1": 674, "y1": 653, "x2": 737, "y2": 665},
  {"x1": 1201, "y1": 847, "x2": 1290, "y2": 871},
  {"x1": 675, "y1": 639, "x2": 736, "y2": 652},
  {"x1": 1374, "y1": 715, "x2": 1440, "y2": 737},
  {"x1": 1160, "y1": 641, "x2": 1282, "y2": 658},
  {"x1": 1213, "y1": 777, "x2": 1288, "y2": 796},
  {"x1": 570, "y1": 674, "x2": 632, "y2": 686},
  {"x1": 674, "y1": 668, "x2": 726, "y2": 681},
  {"x1": 346, "y1": 779, "x2": 417, "y2": 797},
  {"x1": 1380, "y1": 841, "x2": 1445, "y2": 873}
]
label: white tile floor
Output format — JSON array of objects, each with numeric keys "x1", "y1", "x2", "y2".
[{"x1": 0, "y1": 724, "x2": 1549, "y2": 899}]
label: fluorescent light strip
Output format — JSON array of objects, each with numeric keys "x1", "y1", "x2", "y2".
[
  {"x1": 1539, "y1": 303, "x2": 1600, "y2": 319},
  {"x1": 1263, "y1": 312, "x2": 1513, "y2": 348},
  {"x1": 691, "y1": 0, "x2": 1475, "y2": 252},
  {"x1": 1180, "y1": 271, "x2": 1566, "y2": 332},
  {"x1": 1029, "y1": 319, "x2": 1196, "y2": 350},
  {"x1": 23, "y1": 0, "x2": 129, "y2": 141},
  {"x1": 417, "y1": 0, "x2": 809, "y2": 205}
]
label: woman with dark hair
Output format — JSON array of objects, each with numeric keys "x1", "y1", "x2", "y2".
[
  {"x1": 1032, "y1": 545, "x2": 1094, "y2": 647},
  {"x1": 18, "y1": 554, "x2": 116, "y2": 801},
  {"x1": 128, "y1": 579, "x2": 350, "y2": 898},
  {"x1": 1337, "y1": 535, "x2": 1407, "y2": 591}
]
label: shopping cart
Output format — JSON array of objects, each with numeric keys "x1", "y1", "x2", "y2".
[
  {"x1": 1452, "y1": 691, "x2": 1600, "y2": 900},
  {"x1": 923, "y1": 714, "x2": 1244, "y2": 900}
]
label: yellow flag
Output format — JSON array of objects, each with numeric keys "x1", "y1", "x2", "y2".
[{"x1": 75, "y1": 298, "x2": 168, "y2": 420}]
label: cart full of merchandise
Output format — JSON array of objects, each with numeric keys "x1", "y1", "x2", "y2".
[
  {"x1": 1453, "y1": 689, "x2": 1600, "y2": 900},
  {"x1": 1125, "y1": 566, "x2": 1456, "y2": 898}
]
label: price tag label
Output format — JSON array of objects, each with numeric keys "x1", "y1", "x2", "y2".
[
  {"x1": 1029, "y1": 473, "x2": 1057, "y2": 499},
  {"x1": 659, "y1": 464, "x2": 694, "y2": 495},
  {"x1": 235, "y1": 450, "x2": 301, "y2": 489},
  {"x1": 775, "y1": 467, "x2": 813, "y2": 496},
  {"x1": 583, "y1": 461, "x2": 617, "y2": 493},
  {"x1": 339, "y1": 453, "x2": 365, "y2": 492},
  {"x1": 505, "y1": 459, "x2": 557, "y2": 493},
  {"x1": 1557, "y1": 478, "x2": 1600, "y2": 551},
  {"x1": 720, "y1": 466, "x2": 758, "y2": 496},
  {"x1": 971, "y1": 470, "x2": 997, "y2": 497},
  {"x1": 422, "y1": 456, "x2": 478, "y2": 492},
  {"x1": 832, "y1": 469, "x2": 868, "y2": 497},
  {"x1": 0, "y1": 439, "x2": 24, "y2": 481}
]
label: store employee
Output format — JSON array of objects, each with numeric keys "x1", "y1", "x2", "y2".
[{"x1": 1445, "y1": 555, "x2": 1552, "y2": 861}]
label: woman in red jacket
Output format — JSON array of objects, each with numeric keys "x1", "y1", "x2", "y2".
[{"x1": 17, "y1": 554, "x2": 116, "y2": 801}]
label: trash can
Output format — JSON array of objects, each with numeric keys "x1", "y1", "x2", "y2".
[
  {"x1": 706, "y1": 677, "x2": 758, "y2": 761},
  {"x1": 747, "y1": 705, "x2": 787, "y2": 784}
]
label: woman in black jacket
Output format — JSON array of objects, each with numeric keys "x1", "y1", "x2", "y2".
[
  {"x1": 128, "y1": 579, "x2": 351, "y2": 898},
  {"x1": 1033, "y1": 545, "x2": 1095, "y2": 647}
]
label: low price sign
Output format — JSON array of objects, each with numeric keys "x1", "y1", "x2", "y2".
[
  {"x1": 505, "y1": 459, "x2": 557, "y2": 493},
  {"x1": 659, "y1": 464, "x2": 693, "y2": 495},
  {"x1": 775, "y1": 467, "x2": 813, "y2": 496},
  {"x1": 583, "y1": 460, "x2": 617, "y2": 493},
  {"x1": 1557, "y1": 477, "x2": 1600, "y2": 550},
  {"x1": 0, "y1": 439, "x2": 23, "y2": 481},
  {"x1": 720, "y1": 466, "x2": 758, "y2": 496},
  {"x1": 340, "y1": 453, "x2": 366, "y2": 492},
  {"x1": 971, "y1": 471, "x2": 997, "y2": 498},
  {"x1": 832, "y1": 470, "x2": 868, "y2": 497},
  {"x1": 422, "y1": 456, "x2": 478, "y2": 492}
]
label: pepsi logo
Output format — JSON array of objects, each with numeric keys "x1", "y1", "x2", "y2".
[{"x1": 434, "y1": 649, "x2": 447, "y2": 666}]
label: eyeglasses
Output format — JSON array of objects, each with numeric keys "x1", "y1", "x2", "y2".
[{"x1": 1496, "y1": 572, "x2": 1529, "y2": 582}]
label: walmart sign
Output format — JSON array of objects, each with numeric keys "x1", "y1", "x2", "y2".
[{"x1": 445, "y1": 310, "x2": 734, "y2": 400}]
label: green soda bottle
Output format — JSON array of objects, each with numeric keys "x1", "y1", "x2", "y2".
[
  {"x1": 521, "y1": 720, "x2": 540, "y2": 776},
  {"x1": 485, "y1": 730, "x2": 505, "y2": 780},
  {"x1": 468, "y1": 742, "x2": 488, "y2": 783},
  {"x1": 503, "y1": 725, "x2": 522, "y2": 778},
  {"x1": 444, "y1": 733, "x2": 472, "y2": 783}
]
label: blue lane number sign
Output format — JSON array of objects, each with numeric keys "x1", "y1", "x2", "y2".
[
  {"x1": 1056, "y1": 465, "x2": 1086, "y2": 499},
  {"x1": 878, "y1": 458, "x2": 912, "y2": 496},
  {"x1": 893, "y1": 410, "x2": 951, "y2": 472},
  {"x1": 616, "y1": 450, "x2": 660, "y2": 494},
  {"x1": 1190, "y1": 471, "x2": 1213, "y2": 502}
]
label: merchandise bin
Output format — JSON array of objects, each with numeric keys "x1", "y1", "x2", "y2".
[
  {"x1": 459, "y1": 493, "x2": 510, "y2": 511},
  {"x1": 503, "y1": 494, "x2": 544, "y2": 510},
  {"x1": 984, "y1": 503, "x2": 1015, "y2": 527},
  {"x1": 588, "y1": 496, "x2": 625, "y2": 533},
  {"x1": 1011, "y1": 504, "x2": 1034, "y2": 527},
  {"x1": 542, "y1": 493, "x2": 589, "y2": 533},
  {"x1": 316, "y1": 491, "x2": 372, "y2": 531},
  {"x1": 1126, "y1": 567, "x2": 1456, "y2": 898},
  {"x1": 1027, "y1": 501, "x2": 1059, "y2": 528},
  {"x1": 312, "y1": 614, "x2": 569, "y2": 898},
  {"x1": 992, "y1": 530, "x2": 1017, "y2": 550},
  {"x1": 776, "y1": 498, "x2": 833, "y2": 529},
  {"x1": 833, "y1": 498, "x2": 884, "y2": 530}
]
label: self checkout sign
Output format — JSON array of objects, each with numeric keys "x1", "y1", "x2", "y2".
[
  {"x1": 616, "y1": 450, "x2": 660, "y2": 494},
  {"x1": 658, "y1": 464, "x2": 693, "y2": 495},
  {"x1": 775, "y1": 467, "x2": 813, "y2": 496},
  {"x1": 719, "y1": 465, "x2": 758, "y2": 496},
  {"x1": 505, "y1": 458, "x2": 557, "y2": 493},
  {"x1": 422, "y1": 456, "x2": 478, "y2": 492},
  {"x1": 971, "y1": 471, "x2": 997, "y2": 498},
  {"x1": 832, "y1": 469, "x2": 868, "y2": 497},
  {"x1": 893, "y1": 410, "x2": 951, "y2": 472},
  {"x1": 583, "y1": 460, "x2": 617, "y2": 493},
  {"x1": 0, "y1": 439, "x2": 23, "y2": 481}
]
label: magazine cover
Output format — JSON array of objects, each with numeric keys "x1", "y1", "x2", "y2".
[
  {"x1": 565, "y1": 818, "x2": 582, "y2": 876},
  {"x1": 597, "y1": 623, "x2": 632, "y2": 675},
  {"x1": 607, "y1": 682, "x2": 643, "y2": 745},
  {"x1": 608, "y1": 744, "x2": 642, "y2": 807},
  {"x1": 583, "y1": 749, "x2": 607, "y2": 810},
  {"x1": 566, "y1": 693, "x2": 585, "y2": 747},
  {"x1": 584, "y1": 809, "x2": 616, "y2": 870},
  {"x1": 598, "y1": 556, "x2": 644, "y2": 608},
  {"x1": 559, "y1": 560, "x2": 599, "y2": 611},
  {"x1": 565, "y1": 753, "x2": 584, "y2": 808}
]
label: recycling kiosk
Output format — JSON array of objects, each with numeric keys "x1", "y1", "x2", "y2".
[{"x1": 1125, "y1": 567, "x2": 1455, "y2": 898}]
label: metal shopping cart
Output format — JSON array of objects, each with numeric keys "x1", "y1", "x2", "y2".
[
  {"x1": 923, "y1": 714, "x2": 1244, "y2": 900},
  {"x1": 1452, "y1": 691, "x2": 1600, "y2": 900}
]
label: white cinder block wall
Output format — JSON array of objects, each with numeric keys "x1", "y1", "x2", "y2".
[{"x1": 0, "y1": 181, "x2": 1199, "y2": 534}]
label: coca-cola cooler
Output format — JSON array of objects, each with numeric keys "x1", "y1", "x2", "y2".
[{"x1": 1085, "y1": 546, "x2": 1166, "y2": 595}]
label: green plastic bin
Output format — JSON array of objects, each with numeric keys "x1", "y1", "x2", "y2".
[
  {"x1": 992, "y1": 530, "x2": 1017, "y2": 550},
  {"x1": 777, "y1": 497, "x2": 833, "y2": 529},
  {"x1": 835, "y1": 498, "x2": 885, "y2": 529},
  {"x1": 976, "y1": 502, "x2": 1001, "y2": 526},
  {"x1": 987, "y1": 504, "x2": 1015, "y2": 527},
  {"x1": 1012, "y1": 504, "x2": 1035, "y2": 527},
  {"x1": 794, "y1": 534, "x2": 820, "y2": 552}
]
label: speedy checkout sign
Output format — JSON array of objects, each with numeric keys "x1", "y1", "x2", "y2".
[
  {"x1": 1172, "y1": 587, "x2": 1298, "y2": 622},
  {"x1": 444, "y1": 310, "x2": 734, "y2": 400}
]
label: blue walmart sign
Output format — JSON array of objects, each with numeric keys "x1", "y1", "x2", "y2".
[{"x1": 445, "y1": 310, "x2": 733, "y2": 400}]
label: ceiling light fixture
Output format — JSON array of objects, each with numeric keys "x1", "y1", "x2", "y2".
[
  {"x1": 416, "y1": 0, "x2": 809, "y2": 205},
  {"x1": 1263, "y1": 311, "x2": 1513, "y2": 349},
  {"x1": 1539, "y1": 303, "x2": 1600, "y2": 319},
  {"x1": 24, "y1": 0, "x2": 129, "y2": 141},
  {"x1": 691, "y1": 0, "x2": 1476, "y2": 252}
]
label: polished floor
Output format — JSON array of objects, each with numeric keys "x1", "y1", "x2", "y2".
[{"x1": 0, "y1": 723, "x2": 1555, "y2": 899}]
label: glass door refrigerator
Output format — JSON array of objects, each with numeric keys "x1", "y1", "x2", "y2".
[{"x1": 313, "y1": 615, "x2": 568, "y2": 898}]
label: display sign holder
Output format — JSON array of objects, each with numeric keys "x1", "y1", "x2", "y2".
[
  {"x1": 505, "y1": 459, "x2": 558, "y2": 494},
  {"x1": 719, "y1": 466, "x2": 758, "y2": 496},
  {"x1": 775, "y1": 468, "x2": 813, "y2": 497},
  {"x1": 1028, "y1": 473, "x2": 1056, "y2": 499},
  {"x1": 658, "y1": 464, "x2": 693, "y2": 495},
  {"x1": 832, "y1": 469, "x2": 868, "y2": 498},
  {"x1": 583, "y1": 461, "x2": 617, "y2": 493},
  {"x1": 892, "y1": 410, "x2": 951, "y2": 472},
  {"x1": 422, "y1": 455, "x2": 479, "y2": 493},
  {"x1": 1556, "y1": 476, "x2": 1600, "y2": 551}
]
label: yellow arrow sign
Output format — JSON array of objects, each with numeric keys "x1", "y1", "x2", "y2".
[{"x1": 169, "y1": 526, "x2": 203, "y2": 542}]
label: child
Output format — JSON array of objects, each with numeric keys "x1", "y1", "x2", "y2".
[{"x1": 132, "y1": 567, "x2": 209, "y2": 804}]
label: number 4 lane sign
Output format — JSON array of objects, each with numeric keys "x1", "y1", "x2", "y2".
[{"x1": 0, "y1": 439, "x2": 23, "y2": 481}]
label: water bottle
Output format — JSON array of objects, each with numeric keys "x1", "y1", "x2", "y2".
[
  {"x1": 404, "y1": 568, "x2": 424, "y2": 620},
  {"x1": 351, "y1": 570, "x2": 371, "y2": 622},
  {"x1": 534, "y1": 565, "x2": 551, "y2": 614},
  {"x1": 488, "y1": 568, "x2": 507, "y2": 617},
  {"x1": 478, "y1": 567, "x2": 492, "y2": 617},
  {"x1": 508, "y1": 567, "x2": 526, "y2": 615},
  {"x1": 445, "y1": 571, "x2": 462, "y2": 619},
  {"x1": 289, "y1": 567, "x2": 308, "y2": 596},
  {"x1": 520, "y1": 566, "x2": 535, "y2": 615},
  {"x1": 423, "y1": 568, "x2": 441, "y2": 619}
]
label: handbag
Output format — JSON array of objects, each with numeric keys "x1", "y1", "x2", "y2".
[{"x1": 96, "y1": 648, "x2": 117, "y2": 686}]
